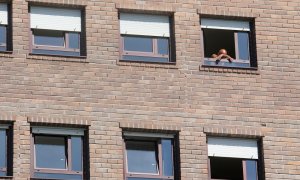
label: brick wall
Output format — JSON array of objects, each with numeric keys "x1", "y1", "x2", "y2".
[{"x1": 0, "y1": 0, "x2": 299, "y2": 179}]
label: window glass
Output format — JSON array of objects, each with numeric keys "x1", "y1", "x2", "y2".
[
  {"x1": 246, "y1": 160, "x2": 258, "y2": 180},
  {"x1": 124, "y1": 36, "x2": 153, "y2": 52},
  {"x1": 0, "y1": 129, "x2": 6, "y2": 168},
  {"x1": 157, "y1": 38, "x2": 169, "y2": 55},
  {"x1": 35, "y1": 136, "x2": 67, "y2": 169},
  {"x1": 126, "y1": 141, "x2": 158, "y2": 174},
  {"x1": 238, "y1": 32, "x2": 250, "y2": 60},
  {"x1": 210, "y1": 157, "x2": 243, "y2": 180},
  {"x1": 122, "y1": 55, "x2": 169, "y2": 63},
  {"x1": 34, "y1": 30, "x2": 65, "y2": 47},
  {"x1": 69, "y1": 33, "x2": 80, "y2": 49},
  {"x1": 71, "y1": 136, "x2": 82, "y2": 171},
  {"x1": 0, "y1": 26, "x2": 6, "y2": 44},
  {"x1": 32, "y1": 49, "x2": 80, "y2": 56},
  {"x1": 162, "y1": 139, "x2": 173, "y2": 176},
  {"x1": 127, "y1": 178, "x2": 160, "y2": 180},
  {"x1": 34, "y1": 172, "x2": 82, "y2": 180}
]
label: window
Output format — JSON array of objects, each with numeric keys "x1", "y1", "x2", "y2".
[
  {"x1": 31, "y1": 127, "x2": 87, "y2": 180},
  {"x1": 123, "y1": 132, "x2": 178, "y2": 180},
  {"x1": 119, "y1": 13, "x2": 175, "y2": 63},
  {"x1": 201, "y1": 18, "x2": 256, "y2": 68},
  {"x1": 30, "y1": 6, "x2": 84, "y2": 57},
  {"x1": 0, "y1": 3, "x2": 11, "y2": 52},
  {"x1": 0, "y1": 124, "x2": 12, "y2": 177},
  {"x1": 207, "y1": 137, "x2": 263, "y2": 180}
]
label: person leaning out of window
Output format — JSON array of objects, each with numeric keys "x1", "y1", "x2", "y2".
[{"x1": 211, "y1": 49, "x2": 234, "y2": 64}]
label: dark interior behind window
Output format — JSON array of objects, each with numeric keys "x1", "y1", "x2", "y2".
[
  {"x1": 203, "y1": 29, "x2": 235, "y2": 59},
  {"x1": 210, "y1": 157, "x2": 243, "y2": 180}
]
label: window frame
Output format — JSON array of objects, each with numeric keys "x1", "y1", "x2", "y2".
[
  {"x1": 121, "y1": 35, "x2": 170, "y2": 60},
  {"x1": 0, "y1": 124, "x2": 13, "y2": 177},
  {"x1": 31, "y1": 30, "x2": 81, "y2": 54},
  {"x1": 119, "y1": 13, "x2": 176, "y2": 64},
  {"x1": 206, "y1": 137, "x2": 264, "y2": 180},
  {"x1": 0, "y1": 25, "x2": 7, "y2": 50},
  {"x1": 29, "y1": 6, "x2": 85, "y2": 57},
  {"x1": 0, "y1": 3, "x2": 12, "y2": 53},
  {"x1": 123, "y1": 132, "x2": 176, "y2": 180},
  {"x1": 30, "y1": 127, "x2": 86, "y2": 180},
  {"x1": 200, "y1": 17, "x2": 257, "y2": 69},
  {"x1": 208, "y1": 157, "x2": 258, "y2": 180}
]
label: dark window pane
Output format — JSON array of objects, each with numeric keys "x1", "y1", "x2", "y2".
[
  {"x1": 238, "y1": 32, "x2": 250, "y2": 60},
  {"x1": 0, "y1": 130, "x2": 6, "y2": 168},
  {"x1": 246, "y1": 160, "x2": 258, "y2": 180},
  {"x1": 122, "y1": 55, "x2": 169, "y2": 63},
  {"x1": 69, "y1": 33, "x2": 80, "y2": 49},
  {"x1": 71, "y1": 136, "x2": 83, "y2": 171},
  {"x1": 162, "y1": 139, "x2": 173, "y2": 176},
  {"x1": 158, "y1": 38, "x2": 169, "y2": 55},
  {"x1": 0, "y1": 26, "x2": 6, "y2": 44},
  {"x1": 210, "y1": 157, "x2": 243, "y2": 180},
  {"x1": 203, "y1": 29, "x2": 236, "y2": 59},
  {"x1": 34, "y1": 172, "x2": 82, "y2": 180},
  {"x1": 124, "y1": 36, "x2": 153, "y2": 52},
  {"x1": 126, "y1": 141, "x2": 158, "y2": 174},
  {"x1": 32, "y1": 49, "x2": 80, "y2": 56},
  {"x1": 34, "y1": 30, "x2": 65, "y2": 46},
  {"x1": 35, "y1": 136, "x2": 67, "y2": 169}
]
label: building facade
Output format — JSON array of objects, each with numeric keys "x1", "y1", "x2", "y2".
[{"x1": 0, "y1": 0, "x2": 299, "y2": 179}]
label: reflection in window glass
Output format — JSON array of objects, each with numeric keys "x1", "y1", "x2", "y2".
[
  {"x1": 34, "y1": 30, "x2": 65, "y2": 46},
  {"x1": 0, "y1": 130, "x2": 6, "y2": 168},
  {"x1": 32, "y1": 49, "x2": 80, "y2": 56},
  {"x1": 35, "y1": 136, "x2": 67, "y2": 169},
  {"x1": 126, "y1": 141, "x2": 158, "y2": 174},
  {"x1": 122, "y1": 55, "x2": 169, "y2": 63},
  {"x1": 69, "y1": 33, "x2": 80, "y2": 49},
  {"x1": 34, "y1": 172, "x2": 82, "y2": 180},
  {"x1": 238, "y1": 32, "x2": 250, "y2": 60},
  {"x1": 128, "y1": 178, "x2": 160, "y2": 180},
  {"x1": 124, "y1": 36, "x2": 153, "y2": 52},
  {"x1": 157, "y1": 38, "x2": 169, "y2": 55},
  {"x1": 71, "y1": 136, "x2": 83, "y2": 171},
  {"x1": 162, "y1": 139, "x2": 173, "y2": 176},
  {"x1": 0, "y1": 26, "x2": 6, "y2": 44},
  {"x1": 246, "y1": 160, "x2": 258, "y2": 180}
]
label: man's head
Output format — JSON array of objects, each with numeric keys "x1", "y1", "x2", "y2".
[{"x1": 218, "y1": 49, "x2": 227, "y2": 55}]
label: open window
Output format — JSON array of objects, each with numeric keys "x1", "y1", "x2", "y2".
[
  {"x1": 119, "y1": 13, "x2": 175, "y2": 63},
  {"x1": 30, "y1": 6, "x2": 84, "y2": 57},
  {"x1": 123, "y1": 132, "x2": 177, "y2": 180},
  {"x1": 31, "y1": 127, "x2": 87, "y2": 180},
  {"x1": 0, "y1": 3, "x2": 11, "y2": 52},
  {"x1": 201, "y1": 18, "x2": 256, "y2": 68},
  {"x1": 0, "y1": 124, "x2": 13, "y2": 177},
  {"x1": 207, "y1": 137, "x2": 263, "y2": 180}
]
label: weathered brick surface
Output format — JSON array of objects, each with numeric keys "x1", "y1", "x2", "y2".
[{"x1": 0, "y1": 0, "x2": 299, "y2": 179}]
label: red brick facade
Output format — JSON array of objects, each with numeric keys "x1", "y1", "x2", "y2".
[{"x1": 0, "y1": 0, "x2": 299, "y2": 179}]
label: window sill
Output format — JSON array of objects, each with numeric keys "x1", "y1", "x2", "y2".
[
  {"x1": 0, "y1": 176, "x2": 13, "y2": 179},
  {"x1": 0, "y1": 51, "x2": 14, "y2": 58},
  {"x1": 27, "y1": 53, "x2": 88, "y2": 63},
  {"x1": 200, "y1": 65, "x2": 259, "y2": 74},
  {"x1": 118, "y1": 59, "x2": 178, "y2": 69}
]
